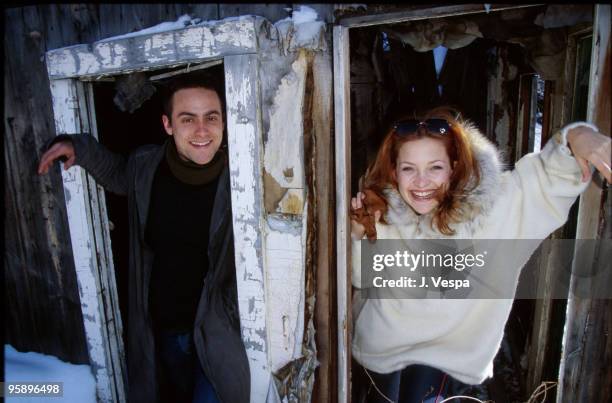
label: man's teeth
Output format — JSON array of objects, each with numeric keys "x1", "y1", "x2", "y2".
[{"x1": 191, "y1": 140, "x2": 211, "y2": 146}]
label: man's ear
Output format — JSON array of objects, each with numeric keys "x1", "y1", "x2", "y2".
[{"x1": 162, "y1": 115, "x2": 173, "y2": 136}]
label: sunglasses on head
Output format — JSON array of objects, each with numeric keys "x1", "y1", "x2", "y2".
[{"x1": 392, "y1": 119, "x2": 452, "y2": 136}]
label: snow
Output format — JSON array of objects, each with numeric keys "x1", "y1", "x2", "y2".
[
  {"x1": 291, "y1": 5, "x2": 318, "y2": 24},
  {"x1": 99, "y1": 14, "x2": 203, "y2": 42},
  {"x1": 4, "y1": 345, "x2": 96, "y2": 403},
  {"x1": 274, "y1": 5, "x2": 326, "y2": 49}
]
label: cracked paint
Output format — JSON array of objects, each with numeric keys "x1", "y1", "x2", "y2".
[{"x1": 263, "y1": 52, "x2": 307, "y2": 189}]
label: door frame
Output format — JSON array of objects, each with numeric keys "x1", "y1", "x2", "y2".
[
  {"x1": 332, "y1": 4, "x2": 562, "y2": 402},
  {"x1": 45, "y1": 16, "x2": 270, "y2": 402}
]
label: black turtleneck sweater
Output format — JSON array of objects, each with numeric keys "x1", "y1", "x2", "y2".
[{"x1": 146, "y1": 143, "x2": 224, "y2": 332}]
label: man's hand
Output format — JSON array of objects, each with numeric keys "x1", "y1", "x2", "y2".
[
  {"x1": 37, "y1": 140, "x2": 76, "y2": 175},
  {"x1": 567, "y1": 126, "x2": 611, "y2": 184}
]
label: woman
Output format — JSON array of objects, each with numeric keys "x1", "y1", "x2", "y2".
[{"x1": 350, "y1": 107, "x2": 610, "y2": 403}]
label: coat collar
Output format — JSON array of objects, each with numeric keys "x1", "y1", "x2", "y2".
[
  {"x1": 383, "y1": 121, "x2": 504, "y2": 236},
  {"x1": 133, "y1": 141, "x2": 231, "y2": 243}
]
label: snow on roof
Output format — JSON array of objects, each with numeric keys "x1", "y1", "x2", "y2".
[
  {"x1": 99, "y1": 14, "x2": 200, "y2": 42},
  {"x1": 274, "y1": 5, "x2": 326, "y2": 52},
  {"x1": 5, "y1": 344, "x2": 96, "y2": 403}
]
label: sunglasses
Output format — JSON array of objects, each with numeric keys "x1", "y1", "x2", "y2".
[{"x1": 393, "y1": 119, "x2": 452, "y2": 136}]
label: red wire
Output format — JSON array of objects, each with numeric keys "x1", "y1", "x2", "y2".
[{"x1": 434, "y1": 374, "x2": 448, "y2": 403}]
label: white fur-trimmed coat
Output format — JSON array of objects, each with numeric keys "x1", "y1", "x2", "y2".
[{"x1": 351, "y1": 122, "x2": 590, "y2": 385}]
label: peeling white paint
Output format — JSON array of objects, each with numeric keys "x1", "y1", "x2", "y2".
[
  {"x1": 176, "y1": 26, "x2": 206, "y2": 56},
  {"x1": 276, "y1": 188, "x2": 304, "y2": 214},
  {"x1": 46, "y1": 17, "x2": 257, "y2": 80},
  {"x1": 77, "y1": 52, "x2": 101, "y2": 75},
  {"x1": 224, "y1": 55, "x2": 269, "y2": 403},
  {"x1": 264, "y1": 222, "x2": 305, "y2": 372},
  {"x1": 264, "y1": 53, "x2": 307, "y2": 188},
  {"x1": 96, "y1": 43, "x2": 127, "y2": 69},
  {"x1": 47, "y1": 49, "x2": 77, "y2": 78},
  {"x1": 49, "y1": 79, "x2": 115, "y2": 402},
  {"x1": 215, "y1": 19, "x2": 256, "y2": 48}
]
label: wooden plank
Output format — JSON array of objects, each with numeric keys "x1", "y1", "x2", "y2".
[
  {"x1": 48, "y1": 79, "x2": 117, "y2": 402},
  {"x1": 337, "y1": 4, "x2": 543, "y2": 28},
  {"x1": 557, "y1": 4, "x2": 611, "y2": 403},
  {"x1": 82, "y1": 82, "x2": 128, "y2": 399},
  {"x1": 333, "y1": 24, "x2": 351, "y2": 403},
  {"x1": 541, "y1": 80, "x2": 554, "y2": 145},
  {"x1": 224, "y1": 53, "x2": 270, "y2": 403},
  {"x1": 4, "y1": 5, "x2": 90, "y2": 365},
  {"x1": 312, "y1": 50, "x2": 336, "y2": 403},
  {"x1": 516, "y1": 74, "x2": 533, "y2": 160},
  {"x1": 46, "y1": 17, "x2": 257, "y2": 80}
]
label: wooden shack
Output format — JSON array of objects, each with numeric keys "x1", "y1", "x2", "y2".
[{"x1": 4, "y1": 4, "x2": 610, "y2": 402}]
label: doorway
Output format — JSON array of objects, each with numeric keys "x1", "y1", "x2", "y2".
[{"x1": 334, "y1": 4, "x2": 596, "y2": 402}]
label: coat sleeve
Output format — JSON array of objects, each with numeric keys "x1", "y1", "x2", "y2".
[
  {"x1": 69, "y1": 134, "x2": 129, "y2": 195},
  {"x1": 506, "y1": 123, "x2": 593, "y2": 238}
]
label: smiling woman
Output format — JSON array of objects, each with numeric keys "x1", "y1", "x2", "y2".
[
  {"x1": 349, "y1": 105, "x2": 611, "y2": 402},
  {"x1": 360, "y1": 108, "x2": 481, "y2": 235}
]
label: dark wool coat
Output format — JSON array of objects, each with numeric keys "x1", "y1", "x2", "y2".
[{"x1": 62, "y1": 134, "x2": 250, "y2": 403}]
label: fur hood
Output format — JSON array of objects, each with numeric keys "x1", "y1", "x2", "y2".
[{"x1": 382, "y1": 121, "x2": 505, "y2": 236}]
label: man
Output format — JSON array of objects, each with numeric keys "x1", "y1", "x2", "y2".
[{"x1": 38, "y1": 76, "x2": 250, "y2": 403}]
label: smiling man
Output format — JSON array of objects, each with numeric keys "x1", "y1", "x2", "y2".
[{"x1": 38, "y1": 76, "x2": 250, "y2": 403}]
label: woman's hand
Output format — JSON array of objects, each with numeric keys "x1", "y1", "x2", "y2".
[
  {"x1": 567, "y1": 126, "x2": 611, "y2": 183},
  {"x1": 350, "y1": 191, "x2": 381, "y2": 241}
]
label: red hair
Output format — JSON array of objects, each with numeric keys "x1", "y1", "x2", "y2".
[{"x1": 364, "y1": 107, "x2": 481, "y2": 235}]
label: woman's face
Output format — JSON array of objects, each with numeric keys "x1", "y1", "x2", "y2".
[{"x1": 395, "y1": 137, "x2": 453, "y2": 215}]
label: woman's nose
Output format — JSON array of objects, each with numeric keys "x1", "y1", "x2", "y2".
[{"x1": 413, "y1": 171, "x2": 430, "y2": 187}]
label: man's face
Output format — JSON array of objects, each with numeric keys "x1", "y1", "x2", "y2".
[{"x1": 162, "y1": 87, "x2": 224, "y2": 165}]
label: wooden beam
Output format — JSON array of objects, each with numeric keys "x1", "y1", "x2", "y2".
[
  {"x1": 541, "y1": 80, "x2": 554, "y2": 145},
  {"x1": 46, "y1": 17, "x2": 257, "y2": 80},
  {"x1": 311, "y1": 50, "x2": 337, "y2": 403},
  {"x1": 148, "y1": 59, "x2": 223, "y2": 80},
  {"x1": 333, "y1": 24, "x2": 351, "y2": 403},
  {"x1": 337, "y1": 4, "x2": 543, "y2": 28},
  {"x1": 48, "y1": 79, "x2": 126, "y2": 403},
  {"x1": 224, "y1": 53, "x2": 270, "y2": 403},
  {"x1": 557, "y1": 4, "x2": 611, "y2": 402}
]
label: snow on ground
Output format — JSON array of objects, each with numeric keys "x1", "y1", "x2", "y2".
[{"x1": 4, "y1": 345, "x2": 96, "y2": 403}]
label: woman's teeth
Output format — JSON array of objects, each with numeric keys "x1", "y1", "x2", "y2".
[{"x1": 411, "y1": 190, "x2": 435, "y2": 199}]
